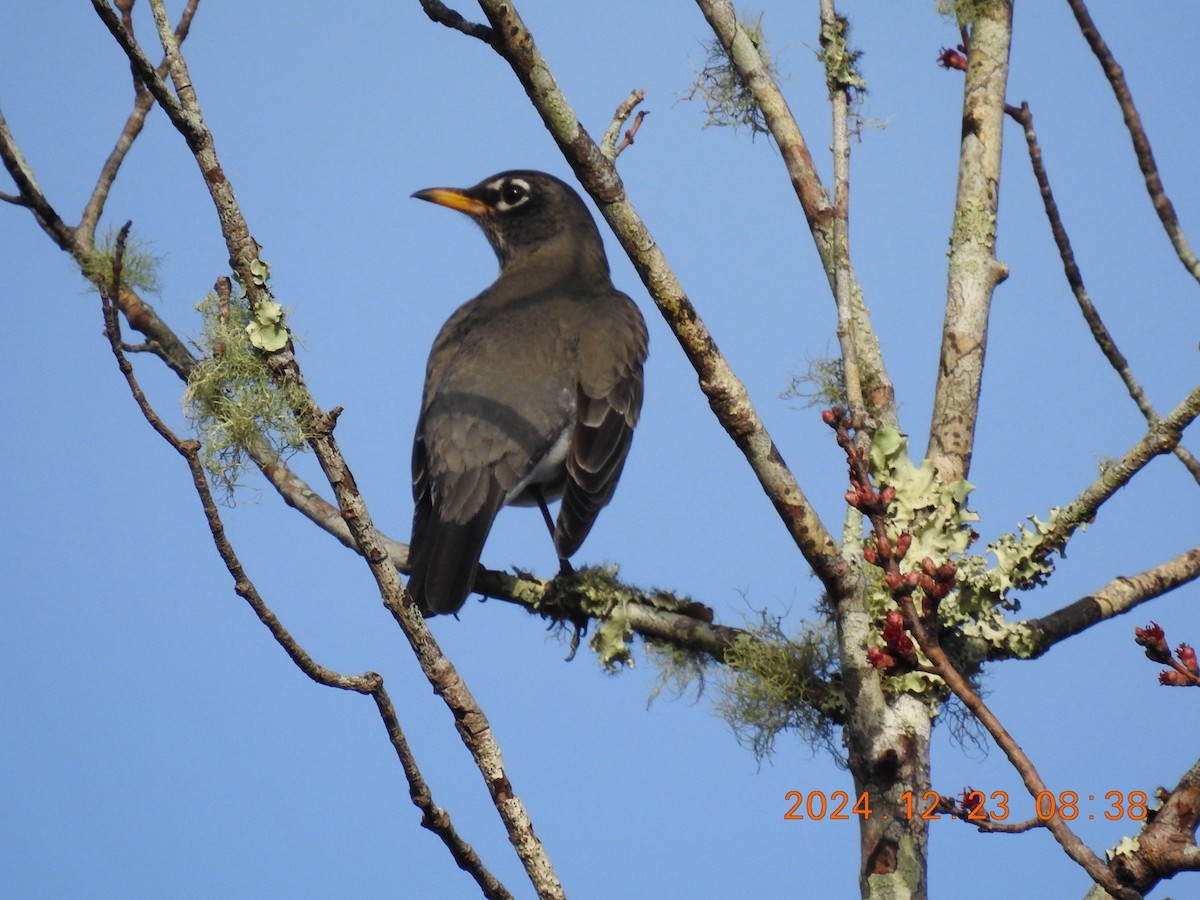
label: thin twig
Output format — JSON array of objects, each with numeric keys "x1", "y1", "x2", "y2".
[
  {"x1": 1065, "y1": 0, "x2": 1200, "y2": 285},
  {"x1": 0, "y1": 107, "x2": 77, "y2": 250},
  {"x1": 600, "y1": 90, "x2": 648, "y2": 159},
  {"x1": 1005, "y1": 101, "x2": 1200, "y2": 486},
  {"x1": 819, "y1": 1, "x2": 861, "y2": 413},
  {"x1": 417, "y1": 0, "x2": 496, "y2": 45},
  {"x1": 614, "y1": 110, "x2": 647, "y2": 158},
  {"x1": 80, "y1": 0, "x2": 200, "y2": 243}
]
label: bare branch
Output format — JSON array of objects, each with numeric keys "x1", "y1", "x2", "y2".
[
  {"x1": 0, "y1": 106, "x2": 77, "y2": 250},
  {"x1": 819, "y1": 3, "x2": 860, "y2": 413},
  {"x1": 1066, "y1": 0, "x2": 1200, "y2": 286},
  {"x1": 94, "y1": 225, "x2": 513, "y2": 900},
  {"x1": 1016, "y1": 546, "x2": 1200, "y2": 658},
  {"x1": 1033, "y1": 384, "x2": 1200, "y2": 561},
  {"x1": 927, "y1": 2, "x2": 1013, "y2": 483},
  {"x1": 883, "y1": 640, "x2": 1127, "y2": 900},
  {"x1": 1104, "y1": 757, "x2": 1200, "y2": 894},
  {"x1": 1005, "y1": 101, "x2": 1200, "y2": 486},
  {"x1": 79, "y1": 0, "x2": 200, "y2": 243},
  {"x1": 600, "y1": 89, "x2": 648, "y2": 160},
  {"x1": 693, "y1": 0, "x2": 896, "y2": 426},
  {"x1": 417, "y1": 0, "x2": 496, "y2": 45}
]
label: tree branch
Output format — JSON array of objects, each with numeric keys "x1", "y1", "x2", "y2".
[
  {"x1": 819, "y1": 3, "x2": 861, "y2": 414},
  {"x1": 1005, "y1": 100, "x2": 1200, "y2": 486},
  {"x1": 97, "y1": 4, "x2": 564, "y2": 895},
  {"x1": 418, "y1": 0, "x2": 495, "y2": 45},
  {"x1": 1099, "y1": 756, "x2": 1200, "y2": 895},
  {"x1": 1065, "y1": 0, "x2": 1200, "y2": 286},
  {"x1": 927, "y1": 2, "x2": 1013, "y2": 483},
  {"x1": 0, "y1": 107, "x2": 77, "y2": 250},
  {"x1": 1016, "y1": 546, "x2": 1200, "y2": 658},
  {"x1": 79, "y1": 0, "x2": 200, "y2": 243},
  {"x1": 692, "y1": 0, "x2": 895, "y2": 426},
  {"x1": 599, "y1": 89, "x2": 648, "y2": 161},
  {"x1": 901, "y1": 596, "x2": 1138, "y2": 899},
  {"x1": 1033, "y1": 384, "x2": 1200, "y2": 562},
  {"x1": 95, "y1": 223, "x2": 514, "y2": 900},
  {"x1": 448, "y1": 0, "x2": 855, "y2": 604}
]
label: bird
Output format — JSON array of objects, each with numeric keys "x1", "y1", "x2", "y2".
[{"x1": 407, "y1": 170, "x2": 648, "y2": 617}]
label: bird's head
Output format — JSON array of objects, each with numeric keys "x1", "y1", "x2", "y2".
[{"x1": 412, "y1": 170, "x2": 608, "y2": 275}]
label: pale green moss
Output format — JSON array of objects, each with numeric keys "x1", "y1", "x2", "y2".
[
  {"x1": 184, "y1": 291, "x2": 310, "y2": 499},
  {"x1": 684, "y1": 14, "x2": 773, "y2": 136},
  {"x1": 716, "y1": 612, "x2": 843, "y2": 762},
  {"x1": 82, "y1": 226, "x2": 161, "y2": 294}
]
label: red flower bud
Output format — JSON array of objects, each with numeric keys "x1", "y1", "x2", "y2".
[
  {"x1": 1159, "y1": 670, "x2": 1191, "y2": 687},
  {"x1": 937, "y1": 47, "x2": 968, "y2": 71},
  {"x1": 1177, "y1": 643, "x2": 1198, "y2": 676},
  {"x1": 879, "y1": 485, "x2": 896, "y2": 505},
  {"x1": 867, "y1": 646, "x2": 897, "y2": 670},
  {"x1": 895, "y1": 533, "x2": 912, "y2": 559},
  {"x1": 822, "y1": 409, "x2": 837, "y2": 426},
  {"x1": 863, "y1": 545, "x2": 878, "y2": 565},
  {"x1": 877, "y1": 535, "x2": 892, "y2": 558},
  {"x1": 1136, "y1": 622, "x2": 1172, "y2": 664}
]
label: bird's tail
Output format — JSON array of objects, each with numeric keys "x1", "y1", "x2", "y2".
[{"x1": 408, "y1": 501, "x2": 502, "y2": 617}]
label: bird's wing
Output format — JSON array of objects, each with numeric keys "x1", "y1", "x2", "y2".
[
  {"x1": 556, "y1": 293, "x2": 648, "y2": 558},
  {"x1": 410, "y1": 367, "x2": 573, "y2": 615}
]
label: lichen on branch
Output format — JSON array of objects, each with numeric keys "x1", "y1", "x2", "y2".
[{"x1": 184, "y1": 286, "x2": 311, "y2": 498}]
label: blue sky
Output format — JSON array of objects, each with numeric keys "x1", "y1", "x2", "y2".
[{"x1": 2, "y1": 2, "x2": 1197, "y2": 898}]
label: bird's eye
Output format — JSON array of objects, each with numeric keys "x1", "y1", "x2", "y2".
[{"x1": 493, "y1": 178, "x2": 532, "y2": 211}]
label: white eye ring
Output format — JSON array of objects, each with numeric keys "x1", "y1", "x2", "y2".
[{"x1": 491, "y1": 177, "x2": 532, "y2": 212}]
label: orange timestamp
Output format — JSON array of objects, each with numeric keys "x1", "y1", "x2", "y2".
[{"x1": 783, "y1": 790, "x2": 1150, "y2": 822}]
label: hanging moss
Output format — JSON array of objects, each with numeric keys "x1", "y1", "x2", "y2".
[
  {"x1": 184, "y1": 291, "x2": 311, "y2": 500},
  {"x1": 683, "y1": 13, "x2": 774, "y2": 137},
  {"x1": 716, "y1": 612, "x2": 844, "y2": 762}
]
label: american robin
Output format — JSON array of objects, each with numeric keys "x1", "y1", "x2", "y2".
[{"x1": 408, "y1": 170, "x2": 648, "y2": 616}]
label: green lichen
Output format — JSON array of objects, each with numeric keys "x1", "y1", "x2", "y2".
[
  {"x1": 937, "y1": 0, "x2": 994, "y2": 28},
  {"x1": 818, "y1": 14, "x2": 866, "y2": 100},
  {"x1": 184, "y1": 290, "x2": 310, "y2": 499},
  {"x1": 867, "y1": 427, "x2": 1069, "y2": 668},
  {"x1": 242, "y1": 257, "x2": 289, "y2": 352},
  {"x1": 869, "y1": 427, "x2": 978, "y2": 565},
  {"x1": 950, "y1": 197, "x2": 998, "y2": 251}
]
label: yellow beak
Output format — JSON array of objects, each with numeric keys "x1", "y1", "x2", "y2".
[{"x1": 412, "y1": 187, "x2": 491, "y2": 217}]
